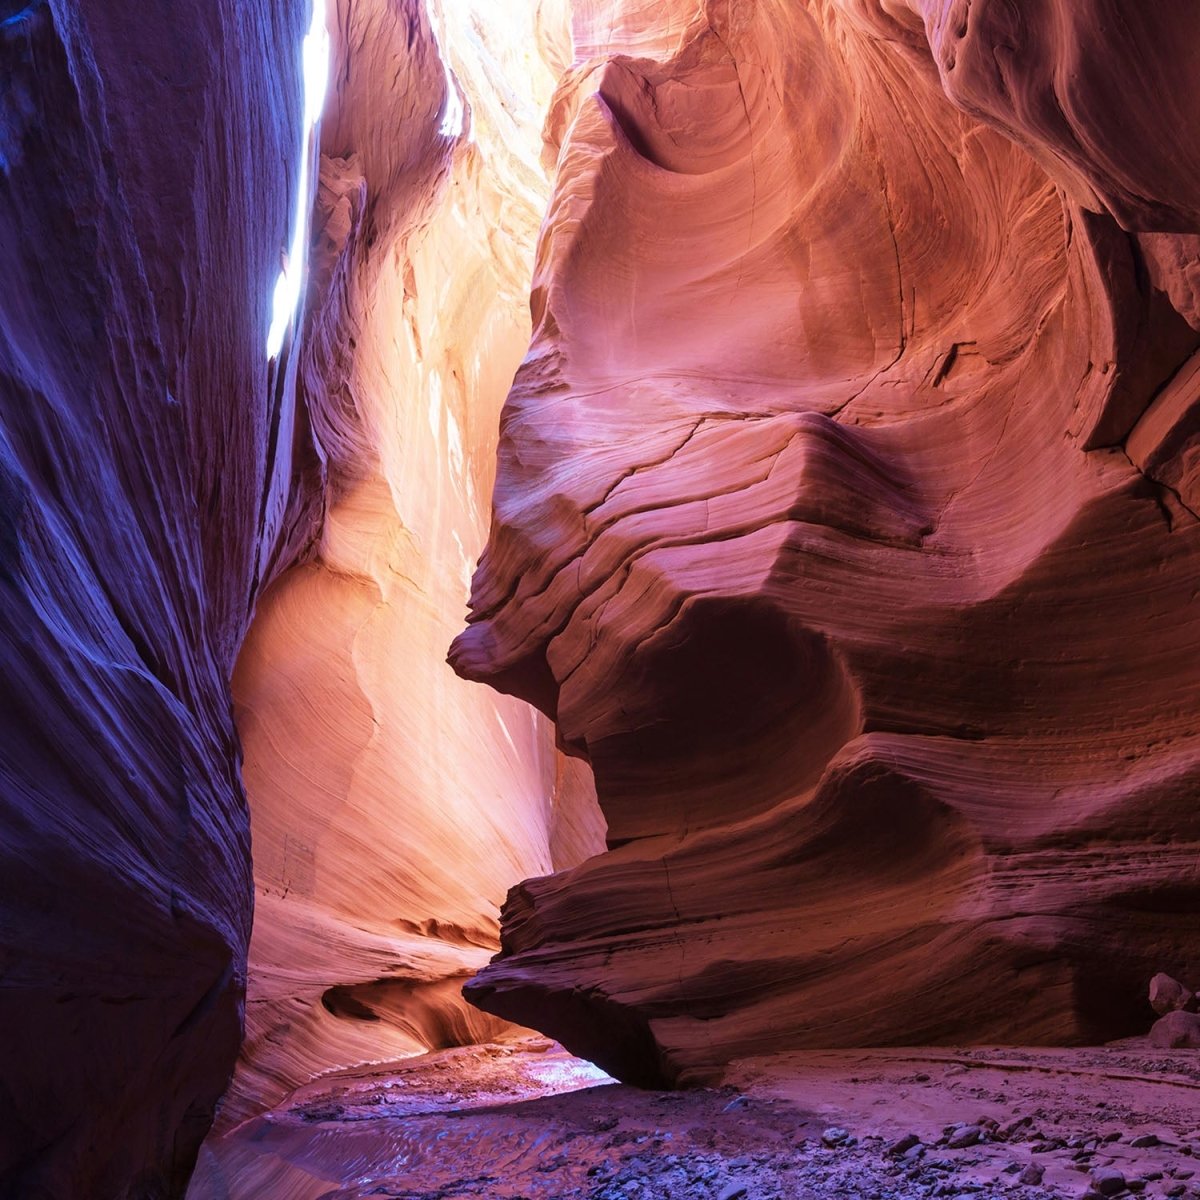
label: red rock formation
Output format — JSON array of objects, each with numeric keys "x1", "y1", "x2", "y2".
[
  {"x1": 0, "y1": 1, "x2": 320, "y2": 1194},
  {"x1": 7, "y1": 0, "x2": 1200, "y2": 1191},
  {"x1": 452, "y1": 0, "x2": 1200, "y2": 1084}
]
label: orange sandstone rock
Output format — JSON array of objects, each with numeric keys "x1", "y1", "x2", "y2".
[{"x1": 453, "y1": 0, "x2": 1200, "y2": 1084}]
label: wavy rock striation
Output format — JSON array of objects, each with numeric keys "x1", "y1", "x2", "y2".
[
  {"x1": 217, "y1": 0, "x2": 605, "y2": 1132},
  {"x1": 0, "y1": 1, "x2": 319, "y2": 1195},
  {"x1": 452, "y1": 0, "x2": 1200, "y2": 1085},
  {"x1": 1, "y1": 0, "x2": 602, "y2": 1193}
]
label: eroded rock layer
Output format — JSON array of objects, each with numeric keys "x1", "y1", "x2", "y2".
[
  {"x1": 452, "y1": 0, "x2": 1200, "y2": 1085},
  {"x1": 0, "y1": 1, "x2": 316, "y2": 1194},
  {"x1": 0, "y1": 0, "x2": 603, "y2": 1192},
  {"x1": 222, "y1": 0, "x2": 604, "y2": 1128}
]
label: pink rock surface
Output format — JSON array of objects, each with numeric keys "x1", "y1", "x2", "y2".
[
  {"x1": 453, "y1": 0, "x2": 1200, "y2": 1084},
  {"x1": 218, "y1": 0, "x2": 606, "y2": 1131},
  {"x1": 1149, "y1": 1011, "x2": 1200, "y2": 1050},
  {"x1": 8, "y1": 0, "x2": 1200, "y2": 1192},
  {"x1": 189, "y1": 1041, "x2": 1200, "y2": 1200}
]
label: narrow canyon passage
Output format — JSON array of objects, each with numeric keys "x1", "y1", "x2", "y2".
[
  {"x1": 2, "y1": 2, "x2": 1200, "y2": 1199},
  {"x1": 220, "y1": 0, "x2": 607, "y2": 1129}
]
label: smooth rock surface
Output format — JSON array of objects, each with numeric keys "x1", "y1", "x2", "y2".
[
  {"x1": 1, "y1": 0, "x2": 602, "y2": 1191},
  {"x1": 0, "y1": 1, "x2": 316, "y2": 1194},
  {"x1": 222, "y1": 0, "x2": 605, "y2": 1127},
  {"x1": 453, "y1": 0, "x2": 1200, "y2": 1084},
  {"x1": 1149, "y1": 974, "x2": 1198, "y2": 1017},
  {"x1": 1150, "y1": 1012, "x2": 1200, "y2": 1051}
]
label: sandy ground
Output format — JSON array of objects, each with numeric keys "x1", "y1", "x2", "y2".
[{"x1": 188, "y1": 1037, "x2": 1200, "y2": 1200}]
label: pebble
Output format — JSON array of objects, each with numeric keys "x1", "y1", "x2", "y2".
[
  {"x1": 889, "y1": 1134, "x2": 921, "y2": 1156},
  {"x1": 717, "y1": 1184, "x2": 748, "y2": 1200},
  {"x1": 1020, "y1": 1163, "x2": 1045, "y2": 1185},
  {"x1": 1002, "y1": 1116, "x2": 1034, "y2": 1139},
  {"x1": 822, "y1": 1127, "x2": 850, "y2": 1147},
  {"x1": 947, "y1": 1126, "x2": 983, "y2": 1150},
  {"x1": 1130, "y1": 1134, "x2": 1161, "y2": 1149}
]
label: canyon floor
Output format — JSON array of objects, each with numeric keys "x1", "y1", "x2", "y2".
[{"x1": 189, "y1": 1036, "x2": 1200, "y2": 1200}]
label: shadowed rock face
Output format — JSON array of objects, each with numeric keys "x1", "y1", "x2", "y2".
[
  {"x1": 0, "y1": 0, "x2": 317, "y2": 1194},
  {"x1": 452, "y1": 0, "x2": 1200, "y2": 1085}
]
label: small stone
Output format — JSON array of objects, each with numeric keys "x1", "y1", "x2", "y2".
[
  {"x1": 1020, "y1": 1164, "x2": 1045, "y2": 1185},
  {"x1": 718, "y1": 1185, "x2": 748, "y2": 1200},
  {"x1": 947, "y1": 1125, "x2": 984, "y2": 1150},
  {"x1": 1091, "y1": 1166, "x2": 1128, "y2": 1195},
  {"x1": 1130, "y1": 1134, "x2": 1161, "y2": 1149},
  {"x1": 721, "y1": 1096, "x2": 750, "y2": 1114},
  {"x1": 889, "y1": 1134, "x2": 921, "y2": 1156},
  {"x1": 822, "y1": 1127, "x2": 850, "y2": 1147},
  {"x1": 1150, "y1": 974, "x2": 1198, "y2": 1016},
  {"x1": 1167, "y1": 1186, "x2": 1187, "y2": 1197},
  {"x1": 903, "y1": 1144, "x2": 926, "y2": 1163}
]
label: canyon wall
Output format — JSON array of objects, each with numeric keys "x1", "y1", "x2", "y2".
[
  {"x1": 220, "y1": 0, "x2": 604, "y2": 1130},
  {"x1": 0, "y1": 1, "x2": 316, "y2": 1195},
  {"x1": 452, "y1": 0, "x2": 1200, "y2": 1085},
  {"x1": 0, "y1": 0, "x2": 602, "y2": 1195},
  {"x1": 6, "y1": 0, "x2": 1200, "y2": 1192}
]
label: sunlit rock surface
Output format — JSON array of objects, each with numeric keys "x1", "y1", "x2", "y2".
[
  {"x1": 0, "y1": 1, "x2": 317, "y2": 1195},
  {"x1": 453, "y1": 0, "x2": 1200, "y2": 1084},
  {"x1": 222, "y1": 0, "x2": 604, "y2": 1128}
]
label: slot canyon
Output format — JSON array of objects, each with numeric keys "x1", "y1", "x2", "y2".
[{"x1": 2, "y1": 0, "x2": 1200, "y2": 1198}]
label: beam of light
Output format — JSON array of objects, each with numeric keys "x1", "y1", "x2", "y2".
[
  {"x1": 426, "y1": 0, "x2": 465, "y2": 139},
  {"x1": 267, "y1": 0, "x2": 331, "y2": 360}
]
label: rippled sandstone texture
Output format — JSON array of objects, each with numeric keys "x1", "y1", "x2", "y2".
[
  {"x1": 0, "y1": 1, "x2": 316, "y2": 1195},
  {"x1": 1, "y1": 0, "x2": 602, "y2": 1195},
  {"x1": 222, "y1": 0, "x2": 604, "y2": 1128},
  {"x1": 452, "y1": 0, "x2": 1200, "y2": 1085}
]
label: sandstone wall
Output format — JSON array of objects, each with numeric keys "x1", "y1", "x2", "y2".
[{"x1": 453, "y1": 0, "x2": 1200, "y2": 1084}]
